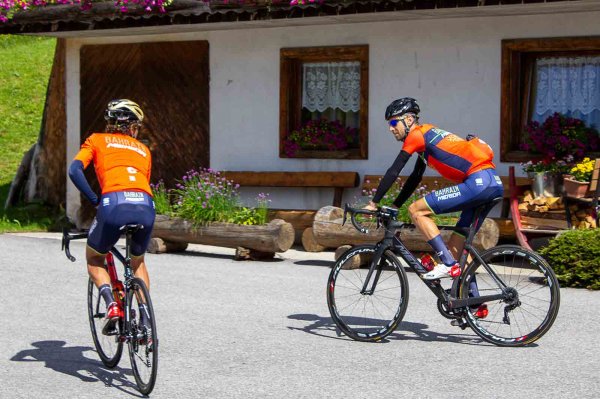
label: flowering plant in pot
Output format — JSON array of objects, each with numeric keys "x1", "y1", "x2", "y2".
[
  {"x1": 283, "y1": 118, "x2": 359, "y2": 158},
  {"x1": 563, "y1": 157, "x2": 595, "y2": 198},
  {"x1": 520, "y1": 112, "x2": 599, "y2": 164},
  {"x1": 520, "y1": 113, "x2": 599, "y2": 197}
]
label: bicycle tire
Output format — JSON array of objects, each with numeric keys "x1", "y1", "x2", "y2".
[
  {"x1": 459, "y1": 245, "x2": 560, "y2": 347},
  {"x1": 87, "y1": 279, "x2": 123, "y2": 368},
  {"x1": 127, "y1": 278, "x2": 158, "y2": 395},
  {"x1": 327, "y1": 245, "x2": 409, "y2": 342}
]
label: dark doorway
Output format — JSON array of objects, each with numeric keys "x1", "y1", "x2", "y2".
[{"x1": 79, "y1": 40, "x2": 209, "y2": 222}]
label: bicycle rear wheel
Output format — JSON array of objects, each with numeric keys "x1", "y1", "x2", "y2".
[
  {"x1": 87, "y1": 279, "x2": 123, "y2": 368},
  {"x1": 327, "y1": 245, "x2": 409, "y2": 342},
  {"x1": 127, "y1": 278, "x2": 158, "y2": 395},
  {"x1": 460, "y1": 245, "x2": 560, "y2": 347}
]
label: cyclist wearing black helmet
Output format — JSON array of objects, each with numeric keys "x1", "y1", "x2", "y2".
[
  {"x1": 69, "y1": 99, "x2": 155, "y2": 333},
  {"x1": 365, "y1": 97, "x2": 503, "y2": 295}
]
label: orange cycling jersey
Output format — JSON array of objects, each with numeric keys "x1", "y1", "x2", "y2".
[
  {"x1": 74, "y1": 133, "x2": 152, "y2": 196},
  {"x1": 402, "y1": 124, "x2": 495, "y2": 182}
]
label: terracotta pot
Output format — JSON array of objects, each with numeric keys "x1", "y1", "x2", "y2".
[{"x1": 563, "y1": 177, "x2": 589, "y2": 198}]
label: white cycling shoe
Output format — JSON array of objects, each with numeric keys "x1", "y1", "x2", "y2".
[{"x1": 422, "y1": 264, "x2": 452, "y2": 280}]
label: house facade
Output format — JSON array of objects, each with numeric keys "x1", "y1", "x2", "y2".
[{"x1": 2, "y1": 0, "x2": 599, "y2": 226}]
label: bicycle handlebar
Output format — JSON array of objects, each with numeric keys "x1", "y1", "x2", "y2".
[
  {"x1": 343, "y1": 203, "x2": 404, "y2": 234},
  {"x1": 61, "y1": 228, "x2": 88, "y2": 262},
  {"x1": 343, "y1": 204, "x2": 379, "y2": 234}
]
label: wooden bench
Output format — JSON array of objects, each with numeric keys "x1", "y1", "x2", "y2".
[
  {"x1": 221, "y1": 171, "x2": 360, "y2": 245},
  {"x1": 222, "y1": 171, "x2": 360, "y2": 208}
]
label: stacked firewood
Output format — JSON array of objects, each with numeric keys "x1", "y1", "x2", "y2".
[
  {"x1": 518, "y1": 191, "x2": 597, "y2": 229},
  {"x1": 517, "y1": 192, "x2": 563, "y2": 213}
]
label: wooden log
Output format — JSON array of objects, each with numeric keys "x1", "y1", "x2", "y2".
[
  {"x1": 313, "y1": 206, "x2": 499, "y2": 252},
  {"x1": 268, "y1": 209, "x2": 316, "y2": 244},
  {"x1": 395, "y1": 219, "x2": 499, "y2": 252},
  {"x1": 492, "y1": 217, "x2": 515, "y2": 240},
  {"x1": 312, "y1": 206, "x2": 384, "y2": 247},
  {"x1": 302, "y1": 227, "x2": 326, "y2": 252},
  {"x1": 152, "y1": 215, "x2": 294, "y2": 253},
  {"x1": 147, "y1": 237, "x2": 188, "y2": 254}
]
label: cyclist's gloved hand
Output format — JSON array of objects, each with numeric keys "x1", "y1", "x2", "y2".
[{"x1": 363, "y1": 201, "x2": 378, "y2": 212}]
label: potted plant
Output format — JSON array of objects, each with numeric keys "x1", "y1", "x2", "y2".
[
  {"x1": 563, "y1": 157, "x2": 595, "y2": 198},
  {"x1": 283, "y1": 118, "x2": 359, "y2": 158},
  {"x1": 520, "y1": 113, "x2": 599, "y2": 197}
]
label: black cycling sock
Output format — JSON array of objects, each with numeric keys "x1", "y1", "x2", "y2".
[{"x1": 99, "y1": 284, "x2": 115, "y2": 308}]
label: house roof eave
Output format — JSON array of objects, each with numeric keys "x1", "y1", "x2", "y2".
[{"x1": 0, "y1": 0, "x2": 595, "y2": 37}]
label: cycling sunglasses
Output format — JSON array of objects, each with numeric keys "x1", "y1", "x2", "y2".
[{"x1": 388, "y1": 118, "x2": 404, "y2": 128}]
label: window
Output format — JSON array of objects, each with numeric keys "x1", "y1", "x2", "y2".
[
  {"x1": 280, "y1": 45, "x2": 369, "y2": 159},
  {"x1": 500, "y1": 37, "x2": 600, "y2": 162}
]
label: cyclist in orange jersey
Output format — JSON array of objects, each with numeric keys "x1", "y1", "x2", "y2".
[
  {"x1": 69, "y1": 99, "x2": 155, "y2": 332},
  {"x1": 364, "y1": 98, "x2": 503, "y2": 318}
]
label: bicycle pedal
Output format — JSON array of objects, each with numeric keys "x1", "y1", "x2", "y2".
[{"x1": 450, "y1": 319, "x2": 468, "y2": 330}]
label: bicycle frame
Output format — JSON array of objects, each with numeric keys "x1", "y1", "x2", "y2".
[
  {"x1": 354, "y1": 199, "x2": 509, "y2": 311},
  {"x1": 63, "y1": 226, "x2": 144, "y2": 343}
]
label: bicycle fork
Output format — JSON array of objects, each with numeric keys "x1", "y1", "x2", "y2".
[{"x1": 360, "y1": 244, "x2": 387, "y2": 295}]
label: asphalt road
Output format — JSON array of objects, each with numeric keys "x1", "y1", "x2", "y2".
[{"x1": 1, "y1": 233, "x2": 598, "y2": 399}]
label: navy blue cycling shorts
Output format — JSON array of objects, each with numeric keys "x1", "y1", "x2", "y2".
[
  {"x1": 88, "y1": 191, "x2": 155, "y2": 257},
  {"x1": 424, "y1": 169, "x2": 504, "y2": 232}
]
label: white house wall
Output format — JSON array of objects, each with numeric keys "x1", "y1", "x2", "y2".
[{"x1": 65, "y1": 9, "x2": 600, "y2": 217}]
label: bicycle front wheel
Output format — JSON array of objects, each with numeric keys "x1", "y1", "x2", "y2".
[
  {"x1": 127, "y1": 278, "x2": 158, "y2": 395},
  {"x1": 460, "y1": 245, "x2": 560, "y2": 347},
  {"x1": 87, "y1": 279, "x2": 123, "y2": 368},
  {"x1": 327, "y1": 245, "x2": 409, "y2": 342}
]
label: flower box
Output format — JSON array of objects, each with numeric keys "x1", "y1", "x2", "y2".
[{"x1": 563, "y1": 177, "x2": 590, "y2": 199}]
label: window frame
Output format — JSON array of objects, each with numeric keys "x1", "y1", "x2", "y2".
[
  {"x1": 279, "y1": 45, "x2": 369, "y2": 159},
  {"x1": 500, "y1": 36, "x2": 600, "y2": 163}
]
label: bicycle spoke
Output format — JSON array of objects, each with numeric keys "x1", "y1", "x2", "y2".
[
  {"x1": 462, "y1": 246, "x2": 560, "y2": 346},
  {"x1": 328, "y1": 247, "x2": 408, "y2": 341}
]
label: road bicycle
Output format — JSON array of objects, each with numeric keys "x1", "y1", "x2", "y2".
[
  {"x1": 62, "y1": 225, "x2": 158, "y2": 394},
  {"x1": 326, "y1": 198, "x2": 560, "y2": 347}
]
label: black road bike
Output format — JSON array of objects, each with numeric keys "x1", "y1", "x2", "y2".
[
  {"x1": 327, "y1": 198, "x2": 560, "y2": 347},
  {"x1": 62, "y1": 225, "x2": 158, "y2": 395}
]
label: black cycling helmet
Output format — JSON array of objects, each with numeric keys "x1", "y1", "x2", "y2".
[{"x1": 385, "y1": 97, "x2": 420, "y2": 120}]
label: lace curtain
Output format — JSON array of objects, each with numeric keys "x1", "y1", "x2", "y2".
[
  {"x1": 302, "y1": 61, "x2": 361, "y2": 113},
  {"x1": 533, "y1": 56, "x2": 600, "y2": 129}
]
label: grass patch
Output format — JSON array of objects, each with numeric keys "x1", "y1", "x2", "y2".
[{"x1": 0, "y1": 35, "x2": 60, "y2": 233}]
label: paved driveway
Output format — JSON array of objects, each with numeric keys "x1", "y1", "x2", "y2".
[{"x1": 1, "y1": 233, "x2": 598, "y2": 398}]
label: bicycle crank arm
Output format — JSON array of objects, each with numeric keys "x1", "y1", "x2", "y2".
[{"x1": 446, "y1": 293, "x2": 505, "y2": 309}]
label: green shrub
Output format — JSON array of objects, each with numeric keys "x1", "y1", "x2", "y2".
[
  {"x1": 150, "y1": 180, "x2": 172, "y2": 216},
  {"x1": 539, "y1": 229, "x2": 600, "y2": 290}
]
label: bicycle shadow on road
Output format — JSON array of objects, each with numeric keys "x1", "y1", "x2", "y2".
[
  {"x1": 10, "y1": 340, "x2": 144, "y2": 397},
  {"x1": 287, "y1": 313, "x2": 492, "y2": 346}
]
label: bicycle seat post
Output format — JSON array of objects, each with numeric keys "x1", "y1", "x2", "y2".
[{"x1": 120, "y1": 224, "x2": 142, "y2": 278}]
